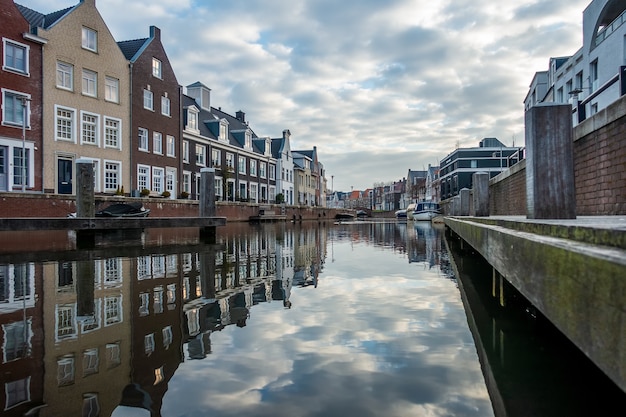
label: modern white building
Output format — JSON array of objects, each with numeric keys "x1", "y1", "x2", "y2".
[{"x1": 525, "y1": 0, "x2": 626, "y2": 125}]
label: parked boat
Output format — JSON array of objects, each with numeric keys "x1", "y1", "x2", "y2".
[
  {"x1": 95, "y1": 202, "x2": 150, "y2": 217},
  {"x1": 412, "y1": 201, "x2": 441, "y2": 221},
  {"x1": 395, "y1": 209, "x2": 407, "y2": 219},
  {"x1": 335, "y1": 212, "x2": 355, "y2": 220},
  {"x1": 356, "y1": 209, "x2": 367, "y2": 218}
]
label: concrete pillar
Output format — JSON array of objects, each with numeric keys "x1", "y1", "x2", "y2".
[
  {"x1": 199, "y1": 168, "x2": 216, "y2": 218},
  {"x1": 459, "y1": 188, "x2": 470, "y2": 216},
  {"x1": 525, "y1": 103, "x2": 576, "y2": 219},
  {"x1": 76, "y1": 159, "x2": 95, "y2": 218},
  {"x1": 473, "y1": 172, "x2": 489, "y2": 217}
]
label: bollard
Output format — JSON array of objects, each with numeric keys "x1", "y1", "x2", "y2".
[
  {"x1": 76, "y1": 159, "x2": 95, "y2": 218},
  {"x1": 473, "y1": 172, "x2": 489, "y2": 217},
  {"x1": 459, "y1": 188, "x2": 470, "y2": 216},
  {"x1": 76, "y1": 260, "x2": 95, "y2": 319},
  {"x1": 525, "y1": 103, "x2": 576, "y2": 219}
]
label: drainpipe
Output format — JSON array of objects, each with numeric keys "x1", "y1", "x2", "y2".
[{"x1": 129, "y1": 62, "x2": 134, "y2": 194}]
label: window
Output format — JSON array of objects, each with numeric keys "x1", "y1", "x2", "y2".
[
  {"x1": 82, "y1": 27, "x2": 97, "y2": 52},
  {"x1": 182, "y1": 171, "x2": 191, "y2": 193},
  {"x1": 212, "y1": 149, "x2": 221, "y2": 167},
  {"x1": 152, "y1": 58, "x2": 162, "y2": 78},
  {"x1": 153, "y1": 132, "x2": 163, "y2": 154},
  {"x1": 6, "y1": 377, "x2": 30, "y2": 408},
  {"x1": 161, "y1": 96, "x2": 170, "y2": 116},
  {"x1": 238, "y1": 156, "x2": 246, "y2": 174},
  {"x1": 104, "y1": 117, "x2": 121, "y2": 149},
  {"x1": 195, "y1": 144, "x2": 206, "y2": 166},
  {"x1": 250, "y1": 183, "x2": 258, "y2": 202},
  {"x1": 556, "y1": 87, "x2": 564, "y2": 103},
  {"x1": 105, "y1": 77, "x2": 119, "y2": 102},
  {"x1": 152, "y1": 167, "x2": 164, "y2": 193},
  {"x1": 138, "y1": 127, "x2": 149, "y2": 151},
  {"x1": 575, "y1": 71, "x2": 583, "y2": 90},
  {"x1": 56, "y1": 61, "x2": 73, "y2": 90},
  {"x1": 13, "y1": 148, "x2": 29, "y2": 187},
  {"x1": 1, "y1": 90, "x2": 29, "y2": 127},
  {"x1": 81, "y1": 112, "x2": 99, "y2": 145},
  {"x1": 226, "y1": 153, "x2": 234, "y2": 169},
  {"x1": 219, "y1": 121, "x2": 227, "y2": 141},
  {"x1": 260, "y1": 162, "x2": 266, "y2": 179},
  {"x1": 166, "y1": 168, "x2": 175, "y2": 196},
  {"x1": 183, "y1": 140, "x2": 189, "y2": 163},
  {"x1": 269, "y1": 164, "x2": 276, "y2": 180},
  {"x1": 214, "y1": 177, "x2": 223, "y2": 198},
  {"x1": 250, "y1": 160, "x2": 257, "y2": 176},
  {"x1": 82, "y1": 348, "x2": 99, "y2": 376},
  {"x1": 145, "y1": 333, "x2": 155, "y2": 356},
  {"x1": 56, "y1": 106, "x2": 75, "y2": 142},
  {"x1": 82, "y1": 69, "x2": 97, "y2": 97},
  {"x1": 245, "y1": 131, "x2": 252, "y2": 150},
  {"x1": 104, "y1": 296, "x2": 121, "y2": 325},
  {"x1": 3, "y1": 39, "x2": 28, "y2": 74},
  {"x1": 590, "y1": 60, "x2": 598, "y2": 92},
  {"x1": 187, "y1": 108, "x2": 198, "y2": 131},
  {"x1": 137, "y1": 165, "x2": 150, "y2": 190},
  {"x1": 104, "y1": 161, "x2": 120, "y2": 191},
  {"x1": 166, "y1": 135, "x2": 175, "y2": 157},
  {"x1": 143, "y1": 89, "x2": 153, "y2": 110}
]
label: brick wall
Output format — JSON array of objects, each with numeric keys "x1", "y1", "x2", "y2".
[{"x1": 487, "y1": 95, "x2": 626, "y2": 216}]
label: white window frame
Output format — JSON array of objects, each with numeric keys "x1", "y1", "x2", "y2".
[
  {"x1": 214, "y1": 176, "x2": 223, "y2": 198},
  {"x1": 250, "y1": 159, "x2": 257, "y2": 177},
  {"x1": 183, "y1": 140, "x2": 189, "y2": 163},
  {"x1": 182, "y1": 171, "x2": 191, "y2": 194},
  {"x1": 104, "y1": 160, "x2": 121, "y2": 192},
  {"x1": 56, "y1": 61, "x2": 73, "y2": 90},
  {"x1": 80, "y1": 111, "x2": 99, "y2": 146},
  {"x1": 81, "y1": 27, "x2": 97, "y2": 52},
  {"x1": 152, "y1": 167, "x2": 164, "y2": 193},
  {"x1": 269, "y1": 164, "x2": 276, "y2": 180},
  {"x1": 104, "y1": 117, "x2": 121, "y2": 149},
  {"x1": 137, "y1": 165, "x2": 150, "y2": 191},
  {"x1": 166, "y1": 167, "x2": 176, "y2": 197},
  {"x1": 219, "y1": 120, "x2": 228, "y2": 141},
  {"x1": 143, "y1": 89, "x2": 153, "y2": 110},
  {"x1": 238, "y1": 156, "x2": 246, "y2": 174},
  {"x1": 212, "y1": 149, "x2": 221, "y2": 167},
  {"x1": 161, "y1": 95, "x2": 170, "y2": 116},
  {"x1": 1, "y1": 89, "x2": 30, "y2": 128},
  {"x1": 166, "y1": 135, "x2": 175, "y2": 157},
  {"x1": 152, "y1": 58, "x2": 162, "y2": 78},
  {"x1": 138, "y1": 127, "x2": 149, "y2": 151},
  {"x1": 249, "y1": 183, "x2": 258, "y2": 203},
  {"x1": 105, "y1": 76, "x2": 119, "y2": 103},
  {"x1": 153, "y1": 131, "x2": 163, "y2": 155},
  {"x1": 260, "y1": 161, "x2": 267, "y2": 179},
  {"x1": 2, "y1": 38, "x2": 29, "y2": 75},
  {"x1": 54, "y1": 105, "x2": 76, "y2": 143},
  {"x1": 186, "y1": 107, "x2": 199, "y2": 132},
  {"x1": 195, "y1": 144, "x2": 206, "y2": 166},
  {"x1": 226, "y1": 153, "x2": 234, "y2": 169},
  {"x1": 82, "y1": 69, "x2": 97, "y2": 97}
]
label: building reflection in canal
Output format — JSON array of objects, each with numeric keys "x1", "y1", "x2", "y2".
[{"x1": 0, "y1": 222, "x2": 329, "y2": 417}]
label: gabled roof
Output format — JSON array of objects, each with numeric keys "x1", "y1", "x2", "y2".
[
  {"x1": 117, "y1": 38, "x2": 148, "y2": 61},
  {"x1": 17, "y1": 3, "x2": 75, "y2": 31}
]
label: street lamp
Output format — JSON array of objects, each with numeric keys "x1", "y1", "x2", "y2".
[{"x1": 19, "y1": 96, "x2": 30, "y2": 192}]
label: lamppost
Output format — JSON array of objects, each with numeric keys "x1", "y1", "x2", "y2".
[{"x1": 19, "y1": 96, "x2": 31, "y2": 192}]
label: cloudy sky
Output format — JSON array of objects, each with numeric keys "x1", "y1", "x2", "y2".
[{"x1": 24, "y1": 0, "x2": 590, "y2": 191}]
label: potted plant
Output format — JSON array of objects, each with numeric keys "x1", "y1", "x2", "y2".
[
  {"x1": 179, "y1": 191, "x2": 189, "y2": 199},
  {"x1": 161, "y1": 191, "x2": 171, "y2": 198},
  {"x1": 140, "y1": 188, "x2": 150, "y2": 197}
]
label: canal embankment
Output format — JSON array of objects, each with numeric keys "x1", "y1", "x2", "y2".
[{"x1": 444, "y1": 215, "x2": 626, "y2": 394}]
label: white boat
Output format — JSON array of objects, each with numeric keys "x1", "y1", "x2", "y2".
[
  {"x1": 412, "y1": 201, "x2": 441, "y2": 221},
  {"x1": 395, "y1": 209, "x2": 407, "y2": 219}
]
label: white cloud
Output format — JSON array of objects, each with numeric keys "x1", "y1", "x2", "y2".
[{"x1": 21, "y1": 0, "x2": 591, "y2": 190}]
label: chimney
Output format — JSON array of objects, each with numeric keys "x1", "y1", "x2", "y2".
[
  {"x1": 283, "y1": 129, "x2": 291, "y2": 140},
  {"x1": 150, "y1": 26, "x2": 161, "y2": 41},
  {"x1": 236, "y1": 110, "x2": 245, "y2": 123}
]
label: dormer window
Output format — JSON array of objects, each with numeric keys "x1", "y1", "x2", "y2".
[
  {"x1": 245, "y1": 130, "x2": 252, "y2": 150},
  {"x1": 219, "y1": 120, "x2": 228, "y2": 141},
  {"x1": 187, "y1": 107, "x2": 199, "y2": 132}
]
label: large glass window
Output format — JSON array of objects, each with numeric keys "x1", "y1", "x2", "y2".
[
  {"x1": 238, "y1": 156, "x2": 246, "y2": 174},
  {"x1": 137, "y1": 165, "x2": 150, "y2": 190},
  {"x1": 56, "y1": 106, "x2": 75, "y2": 142},
  {"x1": 1, "y1": 90, "x2": 28, "y2": 127},
  {"x1": 82, "y1": 69, "x2": 97, "y2": 97},
  {"x1": 152, "y1": 167, "x2": 164, "y2": 193},
  {"x1": 104, "y1": 117, "x2": 120, "y2": 149},
  {"x1": 212, "y1": 149, "x2": 221, "y2": 167},
  {"x1": 195, "y1": 144, "x2": 206, "y2": 166},
  {"x1": 81, "y1": 112, "x2": 99, "y2": 145},
  {"x1": 104, "y1": 161, "x2": 120, "y2": 192}
]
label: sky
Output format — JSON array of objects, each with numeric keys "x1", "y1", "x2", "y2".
[{"x1": 22, "y1": 0, "x2": 590, "y2": 191}]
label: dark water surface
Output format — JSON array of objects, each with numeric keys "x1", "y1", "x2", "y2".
[{"x1": 0, "y1": 220, "x2": 623, "y2": 416}]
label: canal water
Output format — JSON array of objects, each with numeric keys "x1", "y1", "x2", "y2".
[{"x1": 0, "y1": 220, "x2": 623, "y2": 417}]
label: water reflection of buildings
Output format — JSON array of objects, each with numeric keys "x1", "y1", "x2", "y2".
[{"x1": 0, "y1": 224, "x2": 327, "y2": 416}]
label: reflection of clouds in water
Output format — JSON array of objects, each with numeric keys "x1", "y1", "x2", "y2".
[{"x1": 162, "y1": 240, "x2": 492, "y2": 417}]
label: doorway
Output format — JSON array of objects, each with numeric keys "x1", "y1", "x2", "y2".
[{"x1": 58, "y1": 158, "x2": 73, "y2": 194}]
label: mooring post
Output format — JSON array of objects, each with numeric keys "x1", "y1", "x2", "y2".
[
  {"x1": 473, "y1": 172, "x2": 489, "y2": 216},
  {"x1": 525, "y1": 103, "x2": 576, "y2": 219},
  {"x1": 76, "y1": 260, "x2": 95, "y2": 319},
  {"x1": 199, "y1": 167, "x2": 217, "y2": 243},
  {"x1": 459, "y1": 188, "x2": 470, "y2": 216},
  {"x1": 76, "y1": 159, "x2": 96, "y2": 248}
]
